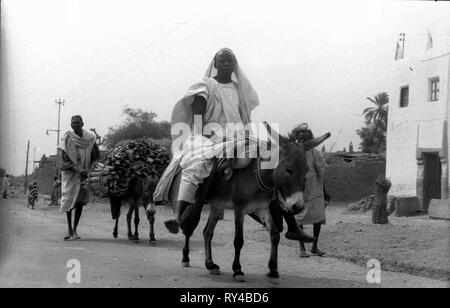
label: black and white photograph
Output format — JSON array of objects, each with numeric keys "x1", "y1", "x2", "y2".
[{"x1": 0, "y1": 0, "x2": 449, "y2": 292}]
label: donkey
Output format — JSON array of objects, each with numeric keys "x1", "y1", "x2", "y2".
[
  {"x1": 110, "y1": 176, "x2": 158, "y2": 244},
  {"x1": 169, "y1": 123, "x2": 330, "y2": 281}
]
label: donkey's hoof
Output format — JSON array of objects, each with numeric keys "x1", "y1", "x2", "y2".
[
  {"x1": 149, "y1": 238, "x2": 157, "y2": 245},
  {"x1": 267, "y1": 270, "x2": 279, "y2": 279},
  {"x1": 209, "y1": 268, "x2": 221, "y2": 275},
  {"x1": 181, "y1": 261, "x2": 190, "y2": 268},
  {"x1": 165, "y1": 219, "x2": 180, "y2": 234},
  {"x1": 266, "y1": 272, "x2": 280, "y2": 285},
  {"x1": 128, "y1": 234, "x2": 134, "y2": 240},
  {"x1": 233, "y1": 271, "x2": 246, "y2": 282},
  {"x1": 133, "y1": 238, "x2": 140, "y2": 244},
  {"x1": 206, "y1": 263, "x2": 221, "y2": 275},
  {"x1": 112, "y1": 231, "x2": 118, "y2": 238},
  {"x1": 209, "y1": 267, "x2": 221, "y2": 275}
]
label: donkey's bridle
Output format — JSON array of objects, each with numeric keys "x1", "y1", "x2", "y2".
[
  {"x1": 256, "y1": 156, "x2": 273, "y2": 192},
  {"x1": 256, "y1": 157, "x2": 289, "y2": 210}
]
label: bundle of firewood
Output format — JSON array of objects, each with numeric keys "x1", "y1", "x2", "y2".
[
  {"x1": 87, "y1": 161, "x2": 112, "y2": 197},
  {"x1": 87, "y1": 139, "x2": 171, "y2": 198}
]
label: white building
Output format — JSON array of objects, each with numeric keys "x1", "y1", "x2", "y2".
[{"x1": 386, "y1": 36, "x2": 449, "y2": 216}]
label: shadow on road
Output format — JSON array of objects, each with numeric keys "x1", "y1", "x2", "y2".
[
  {"x1": 193, "y1": 271, "x2": 377, "y2": 288},
  {"x1": 78, "y1": 236, "x2": 226, "y2": 251}
]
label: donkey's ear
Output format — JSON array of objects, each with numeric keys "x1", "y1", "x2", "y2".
[
  {"x1": 304, "y1": 132, "x2": 331, "y2": 151},
  {"x1": 263, "y1": 122, "x2": 289, "y2": 147}
]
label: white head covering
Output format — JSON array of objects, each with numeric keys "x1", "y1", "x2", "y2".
[
  {"x1": 171, "y1": 48, "x2": 259, "y2": 129},
  {"x1": 204, "y1": 48, "x2": 259, "y2": 124}
]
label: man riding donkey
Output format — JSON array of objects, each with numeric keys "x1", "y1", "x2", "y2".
[
  {"x1": 59, "y1": 115, "x2": 100, "y2": 241},
  {"x1": 154, "y1": 48, "x2": 313, "y2": 243}
]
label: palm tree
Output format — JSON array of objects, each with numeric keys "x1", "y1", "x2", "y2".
[{"x1": 363, "y1": 92, "x2": 389, "y2": 131}]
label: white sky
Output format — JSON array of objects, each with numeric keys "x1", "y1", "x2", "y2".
[{"x1": 1, "y1": 0, "x2": 449, "y2": 175}]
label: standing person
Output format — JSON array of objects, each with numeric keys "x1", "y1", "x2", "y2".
[
  {"x1": 49, "y1": 176, "x2": 61, "y2": 206},
  {"x1": 1, "y1": 174, "x2": 11, "y2": 199},
  {"x1": 27, "y1": 179, "x2": 39, "y2": 209},
  {"x1": 59, "y1": 115, "x2": 99, "y2": 241},
  {"x1": 154, "y1": 48, "x2": 312, "y2": 242},
  {"x1": 293, "y1": 123, "x2": 327, "y2": 257}
]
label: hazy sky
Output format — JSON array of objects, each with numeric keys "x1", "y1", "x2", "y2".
[{"x1": 1, "y1": 0, "x2": 449, "y2": 175}]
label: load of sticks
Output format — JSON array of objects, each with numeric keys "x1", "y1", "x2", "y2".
[{"x1": 87, "y1": 139, "x2": 171, "y2": 198}]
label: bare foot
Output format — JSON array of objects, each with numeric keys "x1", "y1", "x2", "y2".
[
  {"x1": 299, "y1": 251, "x2": 309, "y2": 258},
  {"x1": 311, "y1": 248, "x2": 325, "y2": 256},
  {"x1": 64, "y1": 232, "x2": 73, "y2": 241},
  {"x1": 72, "y1": 232, "x2": 81, "y2": 240}
]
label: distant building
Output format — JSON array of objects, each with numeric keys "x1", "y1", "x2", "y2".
[
  {"x1": 386, "y1": 34, "x2": 449, "y2": 215},
  {"x1": 32, "y1": 155, "x2": 57, "y2": 194}
]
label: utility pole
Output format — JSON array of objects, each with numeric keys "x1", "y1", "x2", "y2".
[
  {"x1": 24, "y1": 141, "x2": 30, "y2": 194},
  {"x1": 33, "y1": 147, "x2": 36, "y2": 171},
  {"x1": 55, "y1": 98, "x2": 65, "y2": 146},
  {"x1": 46, "y1": 98, "x2": 65, "y2": 153}
]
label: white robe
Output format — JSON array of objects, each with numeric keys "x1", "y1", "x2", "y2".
[
  {"x1": 153, "y1": 50, "x2": 260, "y2": 203},
  {"x1": 153, "y1": 78, "x2": 258, "y2": 203},
  {"x1": 59, "y1": 129, "x2": 97, "y2": 212}
]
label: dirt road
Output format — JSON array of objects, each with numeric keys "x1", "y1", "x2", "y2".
[{"x1": 0, "y1": 198, "x2": 446, "y2": 288}]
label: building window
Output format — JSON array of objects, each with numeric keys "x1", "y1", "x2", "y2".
[
  {"x1": 429, "y1": 77, "x2": 439, "y2": 102},
  {"x1": 400, "y1": 86, "x2": 409, "y2": 108}
]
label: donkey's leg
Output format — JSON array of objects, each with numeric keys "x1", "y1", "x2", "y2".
[
  {"x1": 181, "y1": 234, "x2": 191, "y2": 267},
  {"x1": 145, "y1": 202, "x2": 157, "y2": 244},
  {"x1": 267, "y1": 216, "x2": 281, "y2": 279},
  {"x1": 203, "y1": 207, "x2": 223, "y2": 275},
  {"x1": 232, "y1": 209, "x2": 246, "y2": 282},
  {"x1": 177, "y1": 198, "x2": 204, "y2": 267},
  {"x1": 113, "y1": 218, "x2": 119, "y2": 239},
  {"x1": 133, "y1": 205, "x2": 140, "y2": 243},
  {"x1": 126, "y1": 205, "x2": 134, "y2": 240},
  {"x1": 110, "y1": 196, "x2": 122, "y2": 238}
]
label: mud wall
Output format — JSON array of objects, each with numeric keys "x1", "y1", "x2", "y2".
[{"x1": 324, "y1": 160, "x2": 386, "y2": 201}]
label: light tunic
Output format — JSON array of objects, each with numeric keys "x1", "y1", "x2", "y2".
[
  {"x1": 217, "y1": 82, "x2": 242, "y2": 127},
  {"x1": 178, "y1": 80, "x2": 244, "y2": 203},
  {"x1": 295, "y1": 149, "x2": 327, "y2": 225}
]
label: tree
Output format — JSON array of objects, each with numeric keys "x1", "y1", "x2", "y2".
[
  {"x1": 103, "y1": 106, "x2": 171, "y2": 149},
  {"x1": 356, "y1": 125, "x2": 386, "y2": 154},
  {"x1": 363, "y1": 92, "x2": 389, "y2": 132},
  {"x1": 357, "y1": 92, "x2": 389, "y2": 153}
]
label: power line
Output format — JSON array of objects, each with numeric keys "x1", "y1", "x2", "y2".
[
  {"x1": 65, "y1": 12, "x2": 233, "y2": 103},
  {"x1": 65, "y1": 19, "x2": 194, "y2": 97}
]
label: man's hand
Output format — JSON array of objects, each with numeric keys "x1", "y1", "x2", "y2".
[{"x1": 80, "y1": 170, "x2": 88, "y2": 179}]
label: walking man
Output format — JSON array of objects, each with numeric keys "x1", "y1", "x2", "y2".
[
  {"x1": 59, "y1": 115, "x2": 99, "y2": 240},
  {"x1": 27, "y1": 179, "x2": 39, "y2": 209},
  {"x1": 49, "y1": 176, "x2": 61, "y2": 206},
  {"x1": 1, "y1": 174, "x2": 11, "y2": 199},
  {"x1": 293, "y1": 123, "x2": 327, "y2": 257}
]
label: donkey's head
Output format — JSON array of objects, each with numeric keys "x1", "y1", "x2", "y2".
[{"x1": 264, "y1": 122, "x2": 330, "y2": 215}]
